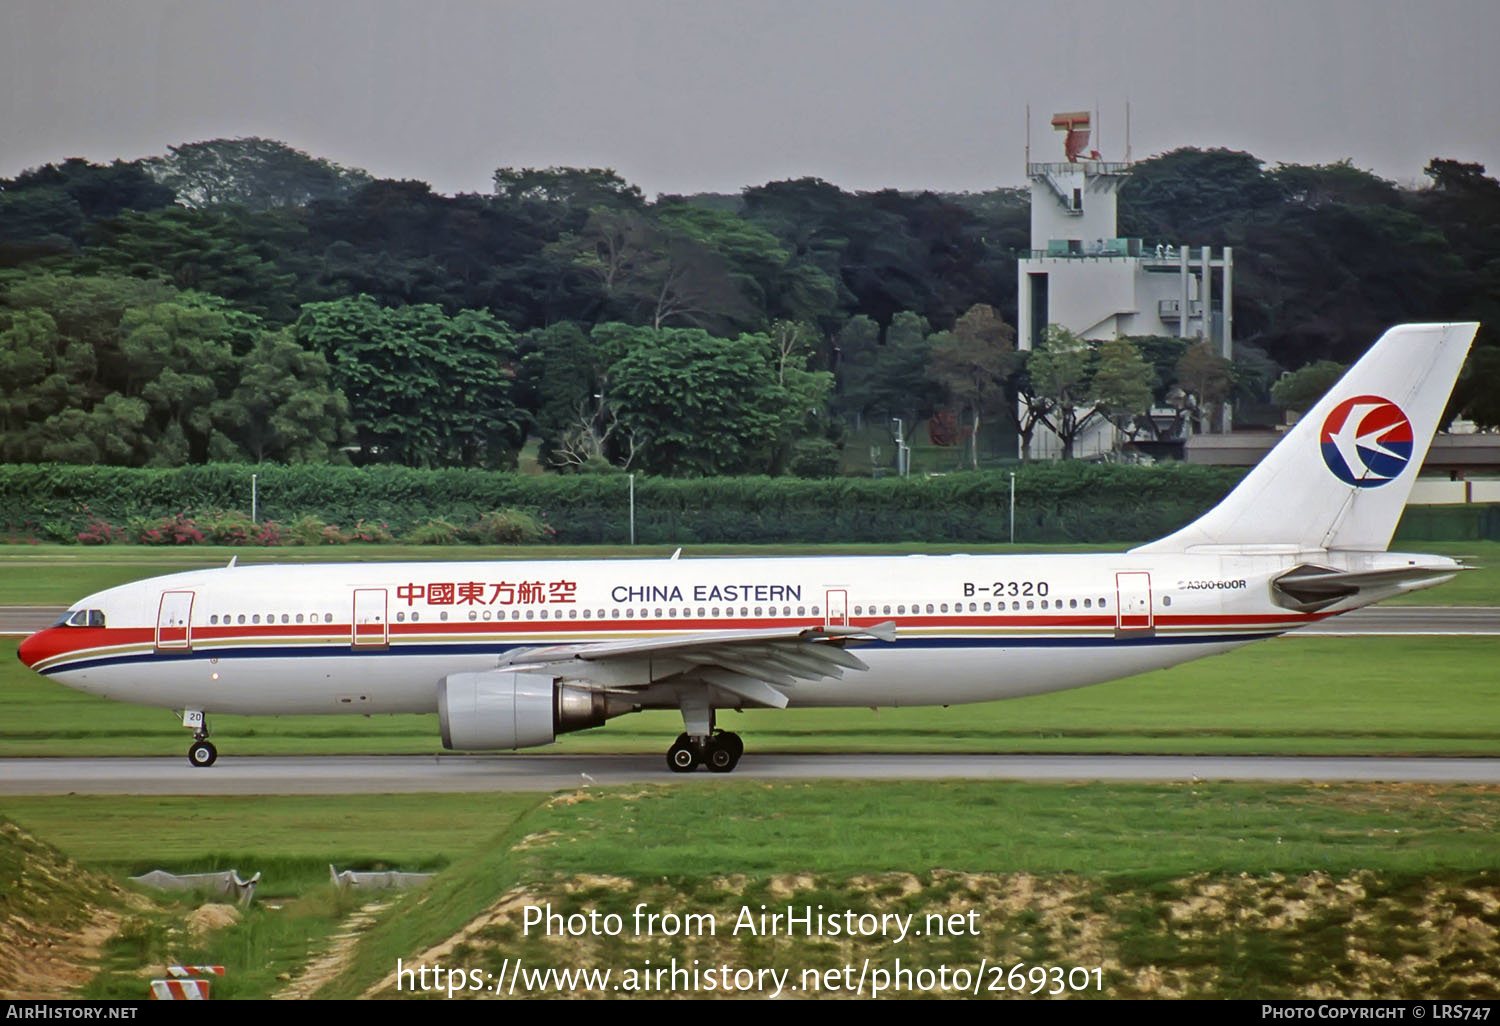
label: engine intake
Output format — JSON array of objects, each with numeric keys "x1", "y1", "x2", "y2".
[{"x1": 438, "y1": 670, "x2": 612, "y2": 750}]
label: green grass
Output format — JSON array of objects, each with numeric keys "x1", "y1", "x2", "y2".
[
  {"x1": 3, "y1": 540, "x2": 1495, "y2": 605},
  {"x1": 4, "y1": 635, "x2": 1497, "y2": 757},
  {"x1": 0, "y1": 796, "x2": 542, "y2": 1000},
  {"x1": 9, "y1": 783, "x2": 1500, "y2": 999}
]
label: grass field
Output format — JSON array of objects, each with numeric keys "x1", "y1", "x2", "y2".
[
  {"x1": 2, "y1": 540, "x2": 1497, "y2": 605},
  {"x1": 4, "y1": 634, "x2": 1497, "y2": 758},
  {"x1": 5, "y1": 782, "x2": 1497, "y2": 999}
]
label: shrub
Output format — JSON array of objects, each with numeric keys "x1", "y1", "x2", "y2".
[
  {"x1": 401, "y1": 519, "x2": 462, "y2": 545},
  {"x1": 464, "y1": 509, "x2": 552, "y2": 545},
  {"x1": 286, "y1": 514, "x2": 347, "y2": 546},
  {"x1": 76, "y1": 517, "x2": 129, "y2": 545},
  {"x1": 131, "y1": 513, "x2": 205, "y2": 546},
  {"x1": 348, "y1": 519, "x2": 396, "y2": 544},
  {"x1": 197, "y1": 509, "x2": 258, "y2": 545}
]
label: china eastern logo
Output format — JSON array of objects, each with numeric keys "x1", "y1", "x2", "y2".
[{"x1": 1319, "y1": 395, "x2": 1414, "y2": 487}]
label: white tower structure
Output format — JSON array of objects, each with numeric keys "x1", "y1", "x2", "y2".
[{"x1": 1017, "y1": 110, "x2": 1234, "y2": 459}]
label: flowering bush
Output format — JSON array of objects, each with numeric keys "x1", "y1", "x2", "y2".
[
  {"x1": 348, "y1": 519, "x2": 395, "y2": 543},
  {"x1": 132, "y1": 514, "x2": 205, "y2": 546},
  {"x1": 77, "y1": 517, "x2": 130, "y2": 545}
]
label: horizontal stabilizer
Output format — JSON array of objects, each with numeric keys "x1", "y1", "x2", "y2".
[{"x1": 1272, "y1": 563, "x2": 1465, "y2": 612}]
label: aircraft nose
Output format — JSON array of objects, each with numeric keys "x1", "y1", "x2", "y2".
[{"x1": 17, "y1": 629, "x2": 48, "y2": 670}]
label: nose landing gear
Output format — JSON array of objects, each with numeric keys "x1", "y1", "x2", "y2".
[{"x1": 183, "y1": 710, "x2": 217, "y2": 767}]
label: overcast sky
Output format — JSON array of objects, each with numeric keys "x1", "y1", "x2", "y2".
[{"x1": 4, "y1": 0, "x2": 1498, "y2": 198}]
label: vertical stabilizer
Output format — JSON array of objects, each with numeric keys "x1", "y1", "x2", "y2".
[{"x1": 1134, "y1": 322, "x2": 1478, "y2": 553}]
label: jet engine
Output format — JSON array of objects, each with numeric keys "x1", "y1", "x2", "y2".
[{"x1": 438, "y1": 670, "x2": 618, "y2": 750}]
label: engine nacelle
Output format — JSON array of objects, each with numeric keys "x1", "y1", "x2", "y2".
[{"x1": 438, "y1": 670, "x2": 611, "y2": 750}]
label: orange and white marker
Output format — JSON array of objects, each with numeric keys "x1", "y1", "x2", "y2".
[
  {"x1": 167, "y1": 965, "x2": 226, "y2": 978},
  {"x1": 150, "y1": 978, "x2": 210, "y2": 999}
]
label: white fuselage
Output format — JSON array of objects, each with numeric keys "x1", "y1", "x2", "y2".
[{"x1": 24, "y1": 549, "x2": 1435, "y2": 717}]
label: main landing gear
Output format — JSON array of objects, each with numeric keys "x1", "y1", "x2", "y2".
[
  {"x1": 666, "y1": 731, "x2": 744, "y2": 774},
  {"x1": 184, "y1": 710, "x2": 217, "y2": 767}
]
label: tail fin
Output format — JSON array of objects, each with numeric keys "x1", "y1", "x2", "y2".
[{"x1": 1135, "y1": 322, "x2": 1479, "y2": 554}]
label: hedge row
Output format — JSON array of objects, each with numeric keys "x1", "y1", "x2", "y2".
[{"x1": 0, "y1": 462, "x2": 1251, "y2": 544}]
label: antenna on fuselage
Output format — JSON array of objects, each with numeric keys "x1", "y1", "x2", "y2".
[
  {"x1": 670, "y1": 548, "x2": 682, "y2": 561},
  {"x1": 227, "y1": 555, "x2": 237, "y2": 568}
]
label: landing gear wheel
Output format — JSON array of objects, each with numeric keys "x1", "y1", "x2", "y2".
[
  {"x1": 706, "y1": 731, "x2": 742, "y2": 773},
  {"x1": 667, "y1": 736, "x2": 699, "y2": 773},
  {"x1": 187, "y1": 740, "x2": 218, "y2": 768}
]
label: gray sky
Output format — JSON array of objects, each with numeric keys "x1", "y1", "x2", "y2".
[{"x1": 4, "y1": 0, "x2": 1498, "y2": 197}]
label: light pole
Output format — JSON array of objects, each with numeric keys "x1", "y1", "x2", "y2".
[{"x1": 1009, "y1": 471, "x2": 1015, "y2": 544}]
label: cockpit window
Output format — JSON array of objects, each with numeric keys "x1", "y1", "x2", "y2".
[{"x1": 57, "y1": 609, "x2": 105, "y2": 628}]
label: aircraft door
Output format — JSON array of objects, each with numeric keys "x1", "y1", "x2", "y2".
[
  {"x1": 352, "y1": 588, "x2": 389, "y2": 648},
  {"x1": 1115, "y1": 572, "x2": 1153, "y2": 632},
  {"x1": 825, "y1": 589, "x2": 848, "y2": 628},
  {"x1": 155, "y1": 591, "x2": 195, "y2": 651}
]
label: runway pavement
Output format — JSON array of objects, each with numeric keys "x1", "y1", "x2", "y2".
[
  {"x1": 3, "y1": 605, "x2": 1498, "y2": 636},
  {"x1": 2, "y1": 753, "x2": 1498, "y2": 795}
]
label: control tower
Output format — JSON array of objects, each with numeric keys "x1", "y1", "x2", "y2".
[{"x1": 1017, "y1": 111, "x2": 1234, "y2": 456}]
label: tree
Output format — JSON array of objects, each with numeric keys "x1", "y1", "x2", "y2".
[
  {"x1": 553, "y1": 207, "x2": 755, "y2": 331},
  {"x1": 294, "y1": 296, "x2": 526, "y2": 468},
  {"x1": 1270, "y1": 359, "x2": 1346, "y2": 414},
  {"x1": 492, "y1": 167, "x2": 645, "y2": 211},
  {"x1": 926, "y1": 304, "x2": 1017, "y2": 468},
  {"x1": 213, "y1": 331, "x2": 352, "y2": 463},
  {"x1": 608, "y1": 327, "x2": 789, "y2": 476},
  {"x1": 1175, "y1": 341, "x2": 1235, "y2": 433},
  {"x1": 1088, "y1": 337, "x2": 1155, "y2": 443},
  {"x1": 1027, "y1": 325, "x2": 1099, "y2": 460},
  {"x1": 145, "y1": 138, "x2": 371, "y2": 210},
  {"x1": 79, "y1": 207, "x2": 299, "y2": 322}
]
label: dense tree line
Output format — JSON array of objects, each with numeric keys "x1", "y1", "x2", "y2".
[{"x1": 1, "y1": 138, "x2": 1496, "y2": 474}]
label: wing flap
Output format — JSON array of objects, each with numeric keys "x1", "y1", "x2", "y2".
[{"x1": 497, "y1": 620, "x2": 896, "y2": 696}]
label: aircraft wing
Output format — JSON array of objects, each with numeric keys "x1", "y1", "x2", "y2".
[{"x1": 496, "y1": 621, "x2": 897, "y2": 709}]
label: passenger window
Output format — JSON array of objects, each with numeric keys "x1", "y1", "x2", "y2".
[
  {"x1": 469, "y1": 611, "x2": 478, "y2": 621},
  {"x1": 252, "y1": 615, "x2": 261, "y2": 624},
  {"x1": 396, "y1": 612, "x2": 406, "y2": 622},
  {"x1": 324, "y1": 613, "x2": 333, "y2": 623},
  {"x1": 1027, "y1": 600, "x2": 1034, "y2": 610},
  {"x1": 1083, "y1": 599, "x2": 1091, "y2": 609}
]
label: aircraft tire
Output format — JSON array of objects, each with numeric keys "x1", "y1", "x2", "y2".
[
  {"x1": 666, "y1": 737, "x2": 698, "y2": 773},
  {"x1": 188, "y1": 740, "x2": 218, "y2": 768}
]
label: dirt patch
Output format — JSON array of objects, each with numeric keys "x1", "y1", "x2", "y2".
[
  {"x1": 185, "y1": 903, "x2": 241, "y2": 935},
  {"x1": 0, "y1": 820, "x2": 133, "y2": 999},
  {"x1": 359, "y1": 869, "x2": 1500, "y2": 999},
  {"x1": 274, "y1": 900, "x2": 391, "y2": 1000}
]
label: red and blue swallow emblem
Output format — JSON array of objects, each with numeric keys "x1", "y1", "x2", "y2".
[{"x1": 1319, "y1": 395, "x2": 1413, "y2": 487}]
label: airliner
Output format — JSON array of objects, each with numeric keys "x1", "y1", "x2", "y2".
[{"x1": 16, "y1": 323, "x2": 1479, "y2": 772}]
